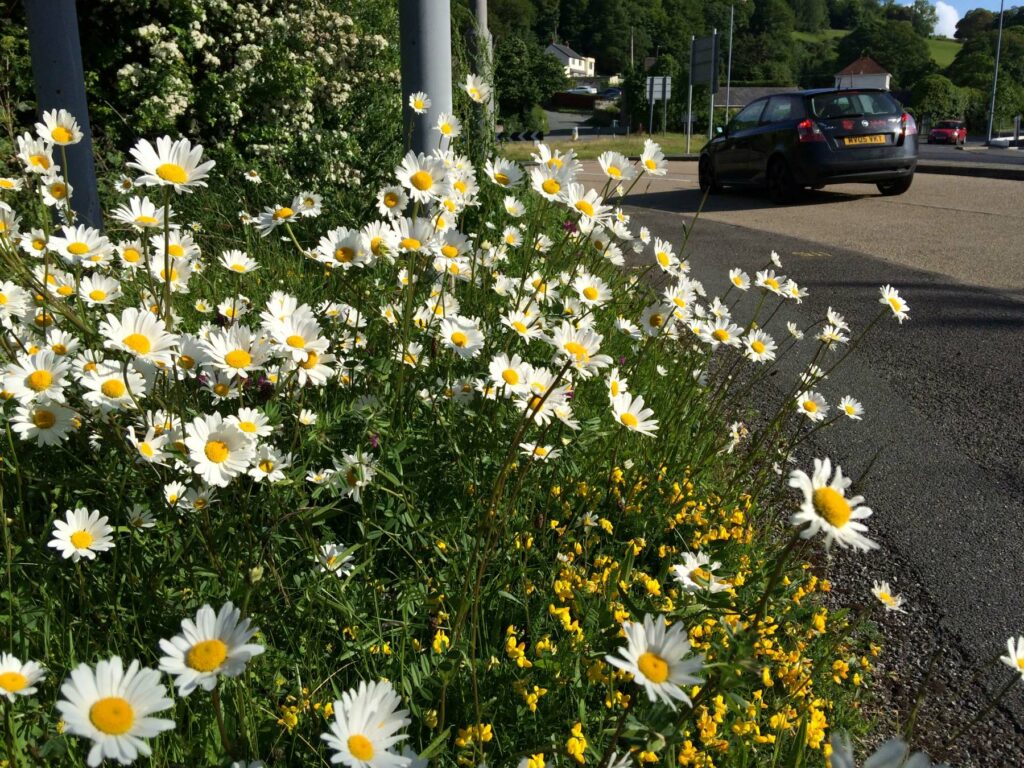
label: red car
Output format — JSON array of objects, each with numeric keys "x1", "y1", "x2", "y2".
[{"x1": 928, "y1": 120, "x2": 966, "y2": 145}]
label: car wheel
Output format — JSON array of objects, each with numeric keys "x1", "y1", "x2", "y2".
[
  {"x1": 698, "y1": 156, "x2": 721, "y2": 194},
  {"x1": 767, "y1": 157, "x2": 799, "y2": 204},
  {"x1": 876, "y1": 175, "x2": 913, "y2": 196}
]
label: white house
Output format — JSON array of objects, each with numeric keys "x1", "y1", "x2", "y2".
[
  {"x1": 834, "y1": 57, "x2": 892, "y2": 90},
  {"x1": 545, "y1": 42, "x2": 595, "y2": 78}
]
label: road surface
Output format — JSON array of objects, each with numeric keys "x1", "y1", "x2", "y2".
[{"x1": 605, "y1": 163, "x2": 1024, "y2": 765}]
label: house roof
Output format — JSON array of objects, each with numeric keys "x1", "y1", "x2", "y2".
[
  {"x1": 835, "y1": 56, "x2": 890, "y2": 76},
  {"x1": 713, "y1": 86, "x2": 797, "y2": 108},
  {"x1": 547, "y1": 42, "x2": 586, "y2": 60}
]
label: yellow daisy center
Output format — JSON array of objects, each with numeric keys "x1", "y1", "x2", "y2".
[
  {"x1": 139, "y1": 442, "x2": 155, "y2": 458},
  {"x1": 67, "y1": 242, "x2": 90, "y2": 256},
  {"x1": 101, "y1": 379, "x2": 126, "y2": 399},
  {"x1": 29, "y1": 154, "x2": 50, "y2": 169},
  {"x1": 286, "y1": 335, "x2": 306, "y2": 349},
  {"x1": 644, "y1": 158, "x2": 657, "y2": 170},
  {"x1": 273, "y1": 207, "x2": 294, "y2": 220},
  {"x1": 32, "y1": 409, "x2": 56, "y2": 429},
  {"x1": 607, "y1": 165, "x2": 622, "y2": 178},
  {"x1": 0, "y1": 179, "x2": 14, "y2": 189},
  {"x1": 167, "y1": 243, "x2": 185, "y2": 258},
  {"x1": 637, "y1": 651, "x2": 670, "y2": 683},
  {"x1": 27, "y1": 370, "x2": 53, "y2": 391},
  {"x1": 657, "y1": 252, "x2": 671, "y2": 267},
  {"x1": 648, "y1": 314, "x2": 664, "y2": 328},
  {"x1": 494, "y1": 172, "x2": 510, "y2": 186},
  {"x1": 70, "y1": 530, "x2": 94, "y2": 549},
  {"x1": 620, "y1": 412, "x2": 639, "y2": 428},
  {"x1": 712, "y1": 329, "x2": 730, "y2": 342},
  {"x1": 751, "y1": 340, "x2": 766, "y2": 354},
  {"x1": 186, "y1": 639, "x2": 228, "y2": 672},
  {"x1": 383, "y1": 192, "x2": 400, "y2": 208},
  {"x1": 333, "y1": 246, "x2": 355, "y2": 263},
  {"x1": 400, "y1": 237, "x2": 421, "y2": 251},
  {"x1": 887, "y1": 297, "x2": 902, "y2": 312},
  {"x1": 88, "y1": 289, "x2": 107, "y2": 302},
  {"x1": 178, "y1": 354, "x2": 196, "y2": 370},
  {"x1": 204, "y1": 440, "x2": 230, "y2": 463},
  {"x1": 451, "y1": 331, "x2": 468, "y2": 347},
  {"x1": 123, "y1": 248, "x2": 141, "y2": 263},
  {"x1": 548, "y1": 157, "x2": 563, "y2": 169},
  {"x1": 0, "y1": 671, "x2": 28, "y2": 692},
  {"x1": 135, "y1": 215, "x2": 159, "y2": 225},
  {"x1": 156, "y1": 163, "x2": 188, "y2": 184},
  {"x1": 348, "y1": 734, "x2": 375, "y2": 761},
  {"x1": 575, "y1": 199, "x2": 595, "y2": 217},
  {"x1": 802, "y1": 400, "x2": 818, "y2": 413},
  {"x1": 564, "y1": 341, "x2": 589, "y2": 361},
  {"x1": 213, "y1": 383, "x2": 230, "y2": 396},
  {"x1": 238, "y1": 421, "x2": 257, "y2": 434},
  {"x1": 57, "y1": 285, "x2": 75, "y2": 297},
  {"x1": 765, "y1": 278, "x2": 780, "y2": 290},
  {"x1": 51, "y1": 126, "x2": 74, "y2": 143},
  {"x1": 258, "y1": 459, "x2": 275, "y2": 474},
  {"x1": 50, "y1": 182, "x2": 67, "y2": 199},
  {"x1": 812, "y1": 487, "x2": 852, "y2": 528},
  {"x1": 512, "y1": 321, "x2": 528, "y2": 334},
  {"x1": 878, "y1": 591, "x2": 896, "y2": 606},
  {"x1": 89, "y1": 697, "x2": 134, "y2": 735},
  {"x1": 410, "y1": 171, "x2": 433, "y2": 191},
  {"x1": 300, "y1": 351, "x2": 319, "y2": 369},
  {"x1": 440, "y1": 244, "x2": 459, "y2": 259},
  {"x1": 502, "y1": 369, "x2": 519, "y2": 385},
  {"x1": 224, "y1": 349, "x2": 252, "y2": 369},
  {"x1": 123, "y1": 333, "x2": 152, "y2": 355},
  {"x1": 583, "y1": 286, "x2": 599, "y2": 301}
]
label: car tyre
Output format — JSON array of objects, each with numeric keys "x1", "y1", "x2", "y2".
[
  {"x1": 767, "y1": 157, "x2": 799, "y2": 204},
  {"x1": 876, "y1": 175, "x2": 913, "y2": 196},
  {"x1": 698, "y1": 156, "x2": 721, "y2": 194}
]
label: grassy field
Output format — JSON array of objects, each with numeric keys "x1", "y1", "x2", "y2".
[
  {"x1": 792, "y1": 28, "x2": 962, "y2": 68},
  {"x1": 500, "y1": 132, "x2": 707, "y2": 161}
]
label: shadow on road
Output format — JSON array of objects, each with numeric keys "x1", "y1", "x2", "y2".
[
  {"x1": 623, "y1": 186, "x2": 875, "y2": 214},
  {"x1": 807, "y1": 279, "x2": 1024, "y2": 321}
]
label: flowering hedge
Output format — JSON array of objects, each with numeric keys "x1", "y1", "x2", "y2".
[{"x1": 2, "y1": 98, "x2": 1005, "y2": 768}]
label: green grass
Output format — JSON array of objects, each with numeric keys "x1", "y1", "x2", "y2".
[
  {"x1": 926, "y1": 37, "x2": 962, "y2": 68},
  {"x1": 500, "y1": 133, "x2": 707, "y2": 161},
  {"x1": 791, "y1": 28, "x2": 962, "y2": 68}
]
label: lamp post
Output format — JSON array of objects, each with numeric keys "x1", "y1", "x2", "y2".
[
  {"x1": 399, "y1": 0, "x2": 454, "y2": 154},
  {"x1": 986, "y1": 0, "x2": 1005, "y2": 144},
  {"x1": 726, "y1": 4, "x2": 734, "y2": 119}
]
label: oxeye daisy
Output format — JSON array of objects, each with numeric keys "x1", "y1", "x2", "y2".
[
  {"x1": 463, "y1": 73, "x2": 491, "y2": 104},
  {"x1": 184, "y1": 413, "x2": 256, "y2": 488},
  {"x1": 4, "y1": 348, "x2": 70, "y2": 405},
  {"x1": 49, "y1": 224, "x2": 114, "y2": 267},
  {"x1": 79, "y1": 274, "x2": 122, "y2": 307},
  {"x1": 434, "y1": 112, "x2": 462, "y2": 140},
  {"x1": 11, "y1": 402, "x2": 77, "y2": 445},
  {"x1": 439, "y1": 316, "x2": 484, "y2": 358},
  {"x1": 126, "y1": 426, "x2": 170, "y2": 465},
  {"x1": 871, "y1": 580, "x2": 906, "y2": 612},
  {"x1": 318, "y1": 543, "x2": 356, "y2": 578},
  {"x1": 220, "y1": 249, "x2": 259, "y2": 274},
  {"x1": 795, "y1": 390, "x2": 828, "y2": 421},
  {"x1": 488, "y1": 353, "x2": 529, "y2": 394},
  {"x1": 573, "y1": 273, "x2": 611, "y2": 306},
  {"x1": 317, "y1": 227, "x2": 370, "y2": 270},
  {"x1": 0, "y1": 653, "x2": 45, "y2": 701},
  {"x1": 40, "y1": 171, "x2": 72, "y2": 207},
  {"x1": 699, "y1": 317, "x2": 744, "y2": 349},
  {"x1": 879, "y1": 284, "x2": 910, "y2": 323},
  {"x1": 254, "y1": 204, "x2": 297, "y2": 236},
  {"x1": 408, "y1": 91, "x2": 431, "y2": 114},
  {"x1": 81, "y1": 364, "x2": 147, "y2": 412},
  {"x1": 57, "y1": 656, "x2": 175, "y2": 767},
  {"x1": 789, "y1": 457, "x2": 878, "y2": 552},
  {"x1": 16, "y1": 132, "x2": 54, "y2": 174},
  {"x1": 294, "y1": 191, "x2": 322, "y2": 218},
  {"x1": 611, "y1": 392, "x2": 659, "y2": 437},
  {"x1": 158, "y1": 602, "x2": 265, "y2": 696},
  {"x1": 597, "y1": 150, "x2": 635, "y2": 182},
  {"x1": 605, "y1": 614, "x2": 705, "y2": 708},
  {"x1": 671, "y1": 551, "x2": 730, "y2": 593},
  {"x1": 201, "y1": 326, "x2": 269, "y2": 380},
  {"x1": 519, "y1": 442, "x2": 561, "y2": 462},
  {"x1": 755, "y1": 269, "x2": 786, "y2": 295},
  {"x1": 249, "y1": 444, "x2": 292, "y2": 483},
  {"x1": 99, "y1": 307, "x2": 177, "y2": 367},
  {"x1": 243, "y1": 169, "x2": 262, "y2": 184},
  {"x1": 839, "y1": 396, "x2": 864, "y2": 420},
  {"x1": 565, "y1": 183, "x2": 610, "y2": 225},
  {"x1": 321, "y1": 680, "x2": 413, "y2": 768},
  {"x1": 127, "y1": 136, "x2": 215, "y2": 193},
  {"x1": 376, "y1": 185, "x2": 409, "y2": 217},
  {"x1": 48, "y1": 507, "x2": 115, "y2": 562},
  {"x1": 744, "y1": 329, "x2": 777, "y2": 363},
  {"x1": 640, "y1": 139, "x2": 667, "y2": 175},
  {"x1": 111, "y1": 196, "x2": 166, "y2": 230},
  {"x1": 728, "y1": 268, "x2": 750, "y2": 290},
  {"x1": 36, "y1": 108, "x2": 82, "y2": 145},
  {"x1": 1000, "y1": 636, "x2": 1024, "y2": 679},
  {"x1": 485, "y1": 157, "x2": 523, "y2": 188}
]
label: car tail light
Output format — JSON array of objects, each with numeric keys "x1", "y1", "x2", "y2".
[
  {"x1": 901, "y1": 113, "x2": 917, "y2": 136},
  {"x1": 796, "y1": 119, "x2": 825, "y2": 143}
]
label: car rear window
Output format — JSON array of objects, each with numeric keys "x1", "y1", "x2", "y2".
[
  {"x1": 808, "y1": 91, "x2": 903, "y2": 119},
  {"x1": 935, "y1": 121, "x2": 962, "y2": 128}
]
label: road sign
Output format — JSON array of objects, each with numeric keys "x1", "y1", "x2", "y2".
[
  {"x1": 497, "y1": 130, "x2": 544, "y2": 142},
  {"x1": 646, "y1": 76, "x2": 672, "y2": 102},
  {"x1": 691, "y1": 34, "x2": 720, "y2": 93}
]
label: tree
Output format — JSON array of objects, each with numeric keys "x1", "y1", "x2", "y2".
[
  {"x1": 910, "y1": 74, "x2": 968, "y2": 121},
  {"x1": 732, "y1": 0, "x2": 797, "y2": 83},
  {"x1": 955, "y1": 9, "x2": 995, "y2": 41},
  {"x1": 791, "y1": 0, "x2": 829, "y2": 33},
  {"x1": 493, "y1": 34, "x2": 567, "y2": 129},
  {"x1": 909, "y1": 0, "x2": 938, "y2": 37},
  {"x1": 836, "y1": 19, "x2": 934, "y2": 87}
]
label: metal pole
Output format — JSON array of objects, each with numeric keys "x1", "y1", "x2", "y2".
[
  {"x1": 687, "y1": 36, "x2": 694, "y2": 154},
  {"x1": 726, "y1": 4, "x2": 734, "y2": 120},
  {"x1": 648, "y1": 78, "x2": 655, "y2": 135},
  {"x1": 708, "y1": 29, "x2": 717, "y2": 142},
  {"x1": 23, "y1": 0, "x2": 101, "y2": 229},
  {"x1": 661, "y1": 80, "x2": 667, "y2": 135},
  {"x1": 400, "y1": 0, "x2": 453, "y2": 154},
  {"x1": 468, "y1": 0, "x2": 492, "y2": 122},
  {"x1": 986, "y1": 0, "x2": 1005, "y2": 144}
]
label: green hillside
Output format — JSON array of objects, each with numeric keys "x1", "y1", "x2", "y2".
[{"x1": 791, "y1": 28, "x2": 962, "y2": 68}]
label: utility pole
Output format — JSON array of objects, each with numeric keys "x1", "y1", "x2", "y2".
[
  {"x1": 726, "y1": 4, "x2": 734, "y2": 121},
  {"x1": 399, "y1": 0, "x2": 453, "y2": 154},
  {"x1": 468, "y1": 0, "x2": 492, "y2": 119},
  {"x1": 986, "y1": 0, "x2": 1005, "y2": 144},
  {"x1": 23, "y1": 0, "x2": 101, "y2": 229}
]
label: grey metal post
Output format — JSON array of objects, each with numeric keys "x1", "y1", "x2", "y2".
[
  {"x1": 686, "y1": 36, "x2": 694, "y2": 155},
  {"x1": 400, "y1": 0, "x2": 453, "y2": 154},
  {"x1": 24, "y1": 0, "x2": 101, "y2": 229},
  {"x1": 726, "y1": 4, "x2": 734, "y2": 121},
  {"x1": 468, "y1": 0, "x2": 492, "y2": 125},
  {"x1": 986, "y1": 0, "x2": 1005, "y2": 144},
  {"x1": 661, "y1": 80, "x2": 667, "y2": 135},
  {"x1": 708, "y1": 29, "x2": 717, "y2": 142},
  {"x1": 648, "y1": 78, "x2": 655, "y2": 135}
]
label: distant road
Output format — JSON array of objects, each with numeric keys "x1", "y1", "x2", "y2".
[{"x1": 919, "y1": 141, "x2": 1024, "y2": 166}]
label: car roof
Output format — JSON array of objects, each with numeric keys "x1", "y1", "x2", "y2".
[{"x1": 753, "y1": 87, "x2": 892, "y2": 99}]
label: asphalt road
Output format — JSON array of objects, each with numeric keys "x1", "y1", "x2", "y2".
[
  {"x1": 919, "y1": 141, "x2": 1024, "y2": 166},
  {"x1": 608, "y1": 163, "x2": 1024, "y2": 764}
]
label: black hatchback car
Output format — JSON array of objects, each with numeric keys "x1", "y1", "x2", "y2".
[{"x1": 699, "y1": 88, "x2": 918, "y2": 202}]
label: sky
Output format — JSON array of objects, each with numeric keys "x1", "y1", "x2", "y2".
[{"x1": 899, "y1": 0, "x2": 1017, "y2": 39}]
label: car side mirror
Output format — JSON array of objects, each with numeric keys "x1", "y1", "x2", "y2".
[{"x1": 716, "y1": 125, "x2": 725, "y2": 136}]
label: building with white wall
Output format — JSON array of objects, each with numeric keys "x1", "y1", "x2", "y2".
[
  {"x1": 545, "y1": 43, "x2": 595, "y2": 78},
  {"x1": 834, "y1": 57, "x2": 892, "y2": 90}
]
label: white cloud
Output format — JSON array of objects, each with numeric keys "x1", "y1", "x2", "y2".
[{"x1": 935, "y1": 1, "x2": 961, "y2": 39}]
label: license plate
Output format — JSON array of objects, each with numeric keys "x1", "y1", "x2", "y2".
[{"x1": 843, "y1": 135, "x2": 887, "y2": 146}]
